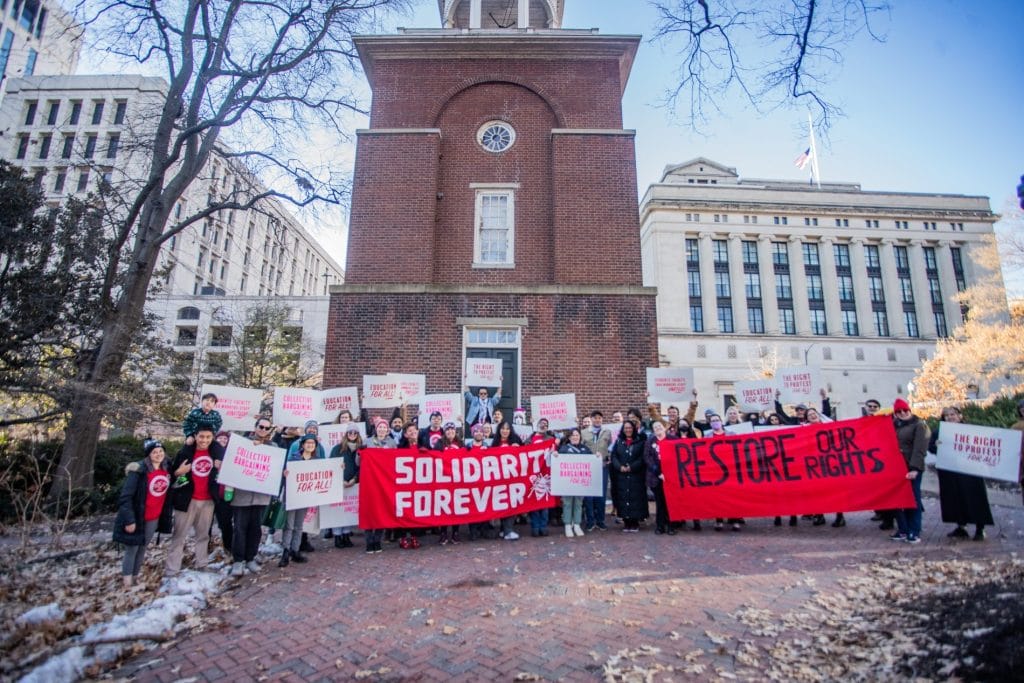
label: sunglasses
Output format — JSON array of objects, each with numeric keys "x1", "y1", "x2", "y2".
[{"x1": 256, "y1": 424, "x2": 271, "y2": 431}]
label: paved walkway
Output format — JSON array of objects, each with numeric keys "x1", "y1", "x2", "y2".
[{"x1": 119, "y1": 472, "x2": 1023, "y2": 682}]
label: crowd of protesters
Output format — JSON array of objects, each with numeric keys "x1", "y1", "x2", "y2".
[{"x1": 113, "y1": 385, "x2": 1024, "y2": 585}]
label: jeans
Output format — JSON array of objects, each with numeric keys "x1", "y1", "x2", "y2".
[
  {"x1": 282, "y1": 508, "x2": 307, "y2": 552},
  {"x1": 583, "y1": 465, "x2": 609, "y2": 528},
  {"x1": 529, "y1": 509, "x2": 548, "y2": 532},
  {"x1": 895, "y1": 474, "x2": 924, "y2": 538},
  {"x1": 562, "y1": 496, "x2": 583, "y2": 526}
]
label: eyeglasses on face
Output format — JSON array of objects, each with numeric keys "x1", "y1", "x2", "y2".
[{"x1": 256, "y1": 424, "x2": 271, "y2": 430}]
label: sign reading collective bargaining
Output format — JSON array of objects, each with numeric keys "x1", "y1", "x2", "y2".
[
  {"x1": 550, "y1": 452, "x2": 603, "y2": 497},
  {"x1": 359, "y1": 440, "x2": 556, "y2": 528},
  {"x1": 530, "y1": 393, "x2": 577, "y2": 430},
  {"x1": 217, "y1": 434, "x2": 286, "y2": 497},
  {"x1": 659, "y1": 415, "x2": 916, "y2": 519},
  {"x1": 935, "y1": 422, "x2": 1023, "y2": 483}
]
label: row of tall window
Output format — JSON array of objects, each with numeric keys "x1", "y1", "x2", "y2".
[
  {"x1": 21, "y1": 98, "x2": 127, "y2": 128},
  {"x1": 684, "y1": 237, "x2": 964, "y2": 339},
  {"x1": 683, "y1": 212, "x2": 969, "y2": 232},
  {"x1": 14, "y1": 131, "x2": 120, "y2": 162}
]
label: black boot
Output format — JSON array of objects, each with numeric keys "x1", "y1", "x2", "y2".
[
  {"x1": 290, "y1": 549, "x2": 308, "y2": 563},
  {"x1": 299, "y1": 533, "x2": 315, "y2": 552},
  {"x1": 341, "y1": 534, "x2": 354, "y2": 548},
  {"x1": 334, "y1": 535, "x2": 345, "y2": 548},
  {"x1": 278, "y1": 550, "x2": 290, "y2": 567}
]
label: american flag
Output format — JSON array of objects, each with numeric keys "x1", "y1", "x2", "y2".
[{"x1": 793, "y1": 147, "x2": 812, "y2": 170}]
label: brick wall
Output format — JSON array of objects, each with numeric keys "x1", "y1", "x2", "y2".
[{"x1": 323, "y1": 289, "x2": 658, "y2": 418}]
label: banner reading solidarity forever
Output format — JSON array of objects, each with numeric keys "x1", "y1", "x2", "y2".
[
  {"x1": 217, "y1": 434, "x2": 286, "y2": 497},
  {"x1": 359, "y1": 440, "x2": 556, "y2": 528},
  {"x1": 202, "y1": 384, "x2": 264, "y2": 431},
  {"x1": 285, "y1": 458, "x2": 345, "y2": 510},
  {"x1": 646, "y1": 367, "x2": 695, "y2": 405},
  {"x1": 659, "y1": 415, "x2": 915, "y2": 519},
  {"x1": 935, "y1": 422, "x2": 1023, "y2": 483}
]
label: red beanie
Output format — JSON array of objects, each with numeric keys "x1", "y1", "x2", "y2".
[{"x1": 893, "y1": 398, "x2": 911, "y2": 412}]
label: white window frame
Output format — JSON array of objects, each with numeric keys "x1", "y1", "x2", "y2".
[{"x1": 471, "y1": 183, "x2": 518, "y2": 268}]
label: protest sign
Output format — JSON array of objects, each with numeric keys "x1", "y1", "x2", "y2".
[
  {"x1": 465, "y1": 358, "x2": 502, "y2": 388},
  {"x1": 776, "y1": 366, "x2": 821, "y2": 405},
  {"x1": 216, "y1": 434, "x2": 286, "y2": 497},
  {"x1": 362, "y1": 375, "x2": 402, "y2": 408},
  {"x1": 319, "y1": 423, "x2": 366, "y2": 453},
  {"x1": 301, "y1": 506, "x2": 319, "y2": 534},
  {"x1": 319, "y1": 484, "x2": 360, "y2": 530},
  {"x1": 550, "y1": 452, "x2": 603, "y2": 497},
  {"x1": 935, "y1": 423, "x2": 1023, "y2": 483},
  {"x1": 387, "y1": 373, "x2": 426, "y2": 404},
  {"x1": 359, "y1": 440, "x2": 556, "y2": 528},
  {"x1": 734, "y1": 380, "x2": 777, "y2": 413},
  {"x1": 646, "y1": 367, "x2": 695, "y2": 405},
  {"x1": 201, "y1": 384, "x2": 264, "y2": 432},
  {"x1": 724, "y1": 421, "x2": 755, "y2": 435},
  {"x1": 318, "y1": 387, "x2": 359, "y2": 423},
  {"x1": 417, "y1": 393, "x2": 464, "y2": 428},
  {"x1": 273, "y1": 387, "x2": 317, "y2": 426},
  {"x1": 660, "y1": 415, "x2": 915, "y2": 519},
  {"x1": 285, "y1": 458, "x2": 345, "y2": 510},
  {"x1": 530, "y1": 393, "x2": 577, "y2": 430},
  {"x1": 513, "y1": 424, "x2": 534, "y2": 441}
]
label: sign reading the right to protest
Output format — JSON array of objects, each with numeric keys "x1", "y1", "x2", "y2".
[
  {"x1": 936, "y1": 422, "x2": 1023, "y2": 483},
  {"x1": 285, "y1": 458, "x2": 345, "y2": 510},
  {"x1": 530, "y1": 393, "x2": 578, "y2": 430},
  {"x1": 202, "y1": 384, "x2": 264, "y2": 431},
  {"x1": 550, "y1": 452, "x2": 603, "y2": 497},
  {"x1": 660, "y1": 415, "x2": 915, "y2": 519},
  {"x1": 273, "y1": 387, "x2": 317, "y2": 426},
  {"x1": 735, "y1": 380, "x2": 778, "y2": 413},
  {"x1": 417, "y1": 394, "x2": 463, "y2": 428},
  {"x1": 217, "y1": 434, "x2": 286, "y2": 497},
  {"x1": 776, "y1": 366, "x2": 821, "y2": 405},
  {"x1": 465, "y1": 358, "x2": 502, "y2": 387},
  {"x1": 646, "y1": 367, "x2": 695, "y2": 405},
  {"x1": 318, "y1": 387, "x2": 359, "y2": 423}
]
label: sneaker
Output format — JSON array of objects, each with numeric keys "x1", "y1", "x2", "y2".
[
  {"x1": 230, "y1": 562, "x2": 245, "y2": 577},
  {"x1": 245, "y1": 560, "x2": 260, "y2": 573},
  {"x1": 905, "y1": 535, "x2": 921, "y2": 544},
  {"x1": 503, "y1": 531, "x2": 519, "y2": 541},
  {"x1": 334, "y1": 536, "x2": 345, "y2": 549},
  {"x1": 596, "y1": 524, "x2": 608, "y2": 531},
  {"x1": 299, "y1": 537, "x2": 315, "y2": 553},
  {"x1": 565, "y1": 525, "x2": 574, "y2": 538},
  {"x1": 366, "y1": 544, "x2": 374, "y2": 554},
  {"x1": 889, "y1": 532, "x2": 907, "y2": 541},
  {"x1": 374, "y1": 542, "x2": 383, "y2": 554},
  {"x1": 731, "y1": 523, "x2": 741, "y2": 532},
  {"x1": 399, "y1": 537, "x2": 411, "y2": 549},
  {"x1": 774, "y1": 517, "x2": 782, "y2": 527},
  {"x1": 573, "y1": 524, "x2": 585, "y2": 537},
  {"x1": 947, "y1": 527, "x2": 969, "y2": 539}
]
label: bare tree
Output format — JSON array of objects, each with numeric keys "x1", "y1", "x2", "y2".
[
  {"x1": 650, "y1": 0, "x2": 890, "y2": 131},
  {"x1": 53, "y1": 0, "x2": 406, "y2": 495}
]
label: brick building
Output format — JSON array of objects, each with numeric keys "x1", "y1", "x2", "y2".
[{"x1": 324, "y1": 0, "x2": 658, "y2": 417}]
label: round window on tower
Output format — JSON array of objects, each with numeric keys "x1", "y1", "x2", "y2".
[{"x1": 477, "y1": 121, "x2": 516, "y2": 153}]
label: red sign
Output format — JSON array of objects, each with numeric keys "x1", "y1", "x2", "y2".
[
  {"x1": 359, "y1": 440, "x2": 557, "y2": 528},
  {"x1": 660, "y1": 416, "x2": 916, "y2": 519}
]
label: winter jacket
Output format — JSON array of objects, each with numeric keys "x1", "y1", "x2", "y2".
[
  {"x1": 182, "y1": 407, "x2": 223, "y2": 438},
  {"x1": 581, "y1": 427, "x2": 612, "y2": 463},
  {"x1": 169, "y1": 441, "x2": 225, "y2": 512},
  {"x1": 643, "y1": 435, "x2": 678, "y2": 489},
  {"x1": 113, "y1": 459, "x2": 173, "y2": 545},
  {"x1": 465, "y1": 391, "x2": 501, "y2": 424},
  {"x1": 894, "y1": 414, "x2": 929, "y2": 472},
  {"x1": 329, "y1": 443, "x2": 360, "y2": 484}
]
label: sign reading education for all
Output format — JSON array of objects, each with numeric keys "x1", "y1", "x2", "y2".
[
  {"x1": 734, "y1": 380, "x2": 777, "y2": 413},
  {"x1": 359, "y1": 440, "x2": 556, "y2": 528},
  {"x1": 285, "y1": 458, "x2": 345, "y2": 510},
  {"x1": 659, "y1": 416, "x2": 915, "y2": 519},
  {"x1": 217, "y1": 434, "x2": 286, "y2": 497},
  {"x1": 935, "y1": 422, "x2": 1023, "y2": 483}
]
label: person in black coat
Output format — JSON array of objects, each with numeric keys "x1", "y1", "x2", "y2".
[
  {"x1": 930, "y1": 406, "x2": 994, "y2": 541},
  {"x1": 114, "y1": 440, "x2": 174, "y2": 588},
  {"x1": 610, "y1": 419, "x2": 648, "y2": 531}
]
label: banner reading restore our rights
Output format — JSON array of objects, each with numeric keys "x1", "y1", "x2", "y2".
[
  {"x1": 659, "y1": 415, "x2": 915, "y2": 519},
  {"x1": 359, "y1": 440, "x2": 557, "y2": 528}
]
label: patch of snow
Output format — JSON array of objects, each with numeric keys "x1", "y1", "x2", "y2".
[
  {"x1": 15, "y1": 603, "x2": 65, "y2": 627},
  {"x1": 260, "y1": 541, "x2": 283, "y2": 556},
  {"x1": 963, "y1": 627, "x2": 994, "y2": 639},
  {"x1": 19, "y1": 646, "x2": 88, "y2": 683}
]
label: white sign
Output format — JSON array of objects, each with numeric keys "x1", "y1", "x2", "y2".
[
  {"x1": 361, "y1": 375, "x2": 403, "y2": 408},
  {"x1": 723, "y1": 421, "x2": 755, "y2": 435},
  {"x1": 417, "y1": 393, "x2": 464, "y2": 428},
  {"x1": 272, "y1": 387, "x2": 318, "y2": 426},
  {"x1": 201, "y1": 384, "x2": 264, "y2": 432},
  {"x1": 285, "y1": 458, "x2": 345, "y2": 510},
  {"x1": 217, "y1": 434, "x2": 286, "y2": 497},
  {"x1": 530, "y1": 393, "x2": 578, "y2": 431},
  {"x1": 550, "y1": 452, "x2": 603, "y2": 497},
  {"x1": 512, "y1": 424, "x2": 534, "y2": 442},
  {"x1": 734, "y1": 380, "x2": 778, "y2": 412},
  {"x1": 646, "y1": 367, "x2": 695, "y2": 405},
  {"x1": 386, "y1": 373, "x2": 426, "y2": 404},
  {"x1": 776, "y1": 366, "x2": 821, "y2": 405},
  {"x1": 319, "y1": 484, "x2": 360, "y2": 530},
  {"x1": 319, "y1": 423, "x2": 366, "y2": 453},
  {"x1": 319, "y1": 387, "x2": 359, "y2": 423},
  {"x1": 465, "y1": 358, "x2": 502, "y2": 387},
  {"x1": 936, "y1": 422, "x2": 1023, "y2": 483},
  {"x1": 301, "y1": 506, "x2": 319, "y2": 534}
]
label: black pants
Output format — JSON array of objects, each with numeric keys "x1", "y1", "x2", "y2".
[
  {"x1": 652, "y1": 483, "x2": 669, "y2": 531},
  {"x1": 232, "y1": 505, "x2": 264, "y2": 563},
  {"x1": 214, "y1": 498, "x2": 233, "y2": 551}
]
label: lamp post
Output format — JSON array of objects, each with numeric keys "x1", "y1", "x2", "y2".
[{"x1": 803, "y1": 342, "x2": 817, "y2": 366}]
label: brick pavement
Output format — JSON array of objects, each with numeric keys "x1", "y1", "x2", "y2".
[{"x1": 119, "y1": 481, "x2": 1022, "y2": 682}]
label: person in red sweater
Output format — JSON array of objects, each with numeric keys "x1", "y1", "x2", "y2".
[{"x1": 165, "y1": 426, "x2": 223, "y2": 574}]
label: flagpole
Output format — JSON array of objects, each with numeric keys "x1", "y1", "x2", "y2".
[{"x1": 807, "y1": 112, "x2": 821, "y2": 189}]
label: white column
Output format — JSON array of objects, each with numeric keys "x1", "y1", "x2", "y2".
[
  {"x1": 878, "y1": 239, "x2": 904, "y2": 337},
  {"x1": 788, "y1": 236, "x2": 811, "y2": 335},
  {"x1": 699, "y1": 232, "x2": 718, "y2": 333},
  {"x1": 469, "y1": 0, "x2": 482, "y2": 28},
  {"x1": 850, "y1": 238, "x2": 874, "y2": 337},
  {"x1": 908, "y1": 239, "x2": 938, "y2": 339},
  {"x1": 728, "y1": 234, "x2": 749, "y2": 334},
  {"x1": 517, "y1": 0, "x2": 530, "y2": 27},
  {"x1": 819, "y1": 237, "x2": 842, "y2": 336},
  {"x1": 935, "y1": 242, "x2": 961, "y2": 332},
  {"x1": 757, "y1": 235, "x2": 779, "y2": 335}
]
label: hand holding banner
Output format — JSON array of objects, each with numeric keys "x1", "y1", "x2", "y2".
[
  {"x1": 217, "y1": 434, "x2": 286, "y2": 497},
  {"x1": 530, "y1": 393, "x2": 577, "y2": 430},
  {"x1": 201, "y1": 384, "x2": 264, "y2": 431},
  {"x1": 285, "y1": 458, "x2": 345, "y2": 510},
  {"x1": 646, "y1": 367, "x2": 695, "y2": 405},
  {"x1": 935, "y1": 422, "x2": 1023, "y2": 483},
  {"x1": 465, "y1": 358, "x2": 502, "y2": 388}
]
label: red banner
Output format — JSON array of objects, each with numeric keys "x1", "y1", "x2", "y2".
[
  {"x1": 358, "y1": 441, "x2": 557, "y2": 528},
  {"x1": 660, "y1": 415, "x2": 917, "y2": 519}
]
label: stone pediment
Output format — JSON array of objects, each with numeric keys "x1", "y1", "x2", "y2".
[{"x1": 661, "y1": 157, "x2": 739, "y2": 185}]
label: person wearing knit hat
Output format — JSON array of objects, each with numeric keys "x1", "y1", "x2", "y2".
[
  {"x1": 466, "y1": 422, "x2": 490, "y2": 449},
  {"x1": 114, "y1": 440, "x2": 173, "y2": 588},
  {"x1": 890, "y1": 398, "x2": 929, "y2": 544}
]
